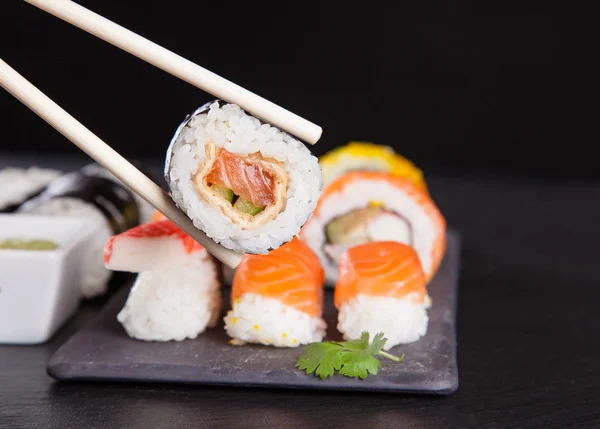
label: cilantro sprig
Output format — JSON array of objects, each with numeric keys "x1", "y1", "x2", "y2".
[{"x1": 295, "y1": 332, "x2": 404, "y2": 380}]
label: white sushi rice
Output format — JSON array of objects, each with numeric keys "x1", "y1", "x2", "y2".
[
  {"x1": 166, "y1": 101, "x2": 323, "y2": 254},
  {"x1": 337, "y1": 294, "x2": 428, "y2": 350},
  {"x1": 0, "y1": 167, "x2": 62, "y2": 210},
  {"x1": 301, "y1": 179, "x2": 438, "y2": 285},
  {"x1": 117, "y1": 257, "x2": 221, "y2": 342},
  {"x1": 19, "y1": 197, "x2": 113, "y2": 299},
  {"x1": 224, "y1": 293, "x2": 326, "y2": 347}
]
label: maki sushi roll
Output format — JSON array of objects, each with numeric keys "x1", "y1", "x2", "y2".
[
  {"x1": 319, "y1": 141, "x2": 427, "y2": 190},
  {"x1": 300, "y1": 171, "x2": 446, "y2": 286},
  {"x1": 335, "y1": 241, "x2": 429, "y2": 349},
  {"x1": 165, "y1": 100, "x2": 323, "y2": 255},
  {"x1": 18, "y1": 171, "x2": 140, "y2": 298},
  {"x1": 105, "y1": 219, "x2": 222, "y2": 342},
  {"x1": 224, "y1": 237, "x2": 326, "y2": 347}
]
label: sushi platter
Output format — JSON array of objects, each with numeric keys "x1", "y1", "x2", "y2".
[
  {"x1": 47, "y1": 229, "x2": 460, "y2": 394},
  {"x1": 3, "y1": 105, "x2": 460, "y2": 392}
]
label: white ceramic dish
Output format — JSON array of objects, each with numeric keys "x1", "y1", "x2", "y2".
[{"x1": 0, "y1": 214, "x2": 97, "y2": 344}]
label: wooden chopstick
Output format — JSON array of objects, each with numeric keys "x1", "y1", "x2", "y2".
[
  {"x1": 0, "y1": 58, "x2": 243, "y2": 269},
  {"x1": 23, "y1": 0, "x2": 323, "y2": 146}
]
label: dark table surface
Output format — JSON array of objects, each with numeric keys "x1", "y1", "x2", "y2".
[{"x1": 1, "y1": 155, "x2": 599, "y2": 428}]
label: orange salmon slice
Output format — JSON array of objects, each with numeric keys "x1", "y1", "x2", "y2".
[
  {"x1": 232, "y1": 237, "x2": 324, "y2": 317},
  {"x1": 334, "y1": 241, "x2": 426, "y2": 308}
]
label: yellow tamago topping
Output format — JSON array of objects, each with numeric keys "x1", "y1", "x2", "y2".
[{"x1": 319, "y1": 141, "x2": 427, "y2": 192}]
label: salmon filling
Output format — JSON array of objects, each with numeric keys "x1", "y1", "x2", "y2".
[
  {"x1": 206, "y1": 150, "x2": 276, "y2": 207},
  {"x1": 193, "y1": 143, "x2": 288, "y2": 229}
]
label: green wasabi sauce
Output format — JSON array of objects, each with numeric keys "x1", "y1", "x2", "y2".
[{"x1": 0, "y1": 238, "x2": 59, "y2": 251}]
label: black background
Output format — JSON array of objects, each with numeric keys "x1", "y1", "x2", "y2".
[{"x1": 0, "y1": 2, "x2": 592, "y2": 177}]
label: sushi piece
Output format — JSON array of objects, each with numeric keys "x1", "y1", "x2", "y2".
[
  {"x1": 164, "y1": 100, "x2": 323, "y2": 255},
  {"x1": 18, "y1": 171, "x2": 140, "y2": 298},
  {"x1": 335, "y1": 241, "x2": 429, "y2": 349},
  {"x1": 224, "y1": 237, "x2": 326, "y2": 347},
  {"x1": 319, "y1": 141, "x2": 427, "y2": 190},
  {"x1": 106, "y1": 219, "x2": 221, "y2": 342},
  {"x1": 300, "y1": 171, "x2": 446, "y2": 286},
  {"x1": 0, "y1": 167, "x2": 62, "y2": 212}
]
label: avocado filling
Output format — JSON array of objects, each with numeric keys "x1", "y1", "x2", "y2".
[
  {"x1": 210, "y1": 184, "x2": 265, "y2": 216},
  {"x1": 324, "y1": 206, "x2": 412, "y2": 262},
  {"x1": 211, "y1": 184, "x2": 234, "y2": 203},
  {"x1": 326, "y1": 207, "x2": 382, "y2": 245},
  {"x1": 233, "y1": 198, "x2": 264, "y2": 215}
]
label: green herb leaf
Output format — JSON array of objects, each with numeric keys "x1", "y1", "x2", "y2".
[
  {"x1": 295, "y1": 342, "x2": 347, "y2": 380},
  {"x1": 339, "y1": 353, "x2": 381, "y2": 379},
  {"x1": 295, "y1": 332, "x2": 403, "y2": 380}
]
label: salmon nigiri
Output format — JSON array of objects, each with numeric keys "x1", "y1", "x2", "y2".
[
  {"x1": 335, "y1": 241, "x2": 429, "y2": 350},
  {"x1": 224, "y1": 237, "x2": 326, "y2": 347}
]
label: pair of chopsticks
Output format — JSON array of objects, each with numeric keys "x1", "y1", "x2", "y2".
[{"x1": 0, "y1": 0, "x2": 323, "y2": 269}]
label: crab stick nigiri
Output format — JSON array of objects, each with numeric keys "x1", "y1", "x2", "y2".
[
  {"x1": 224, "y1": 237, "x2": 326, "y2": 347},
  {"x1": 335, "y1": 241, "x2": 429, "y2": 350},
  {"x1": 104, "y1": 218, "x2": 221, "y2": 342}
]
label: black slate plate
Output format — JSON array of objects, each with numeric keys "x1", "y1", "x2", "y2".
[{"x1": 47, "y1": 230, "x2": 461, "y2": 394}]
